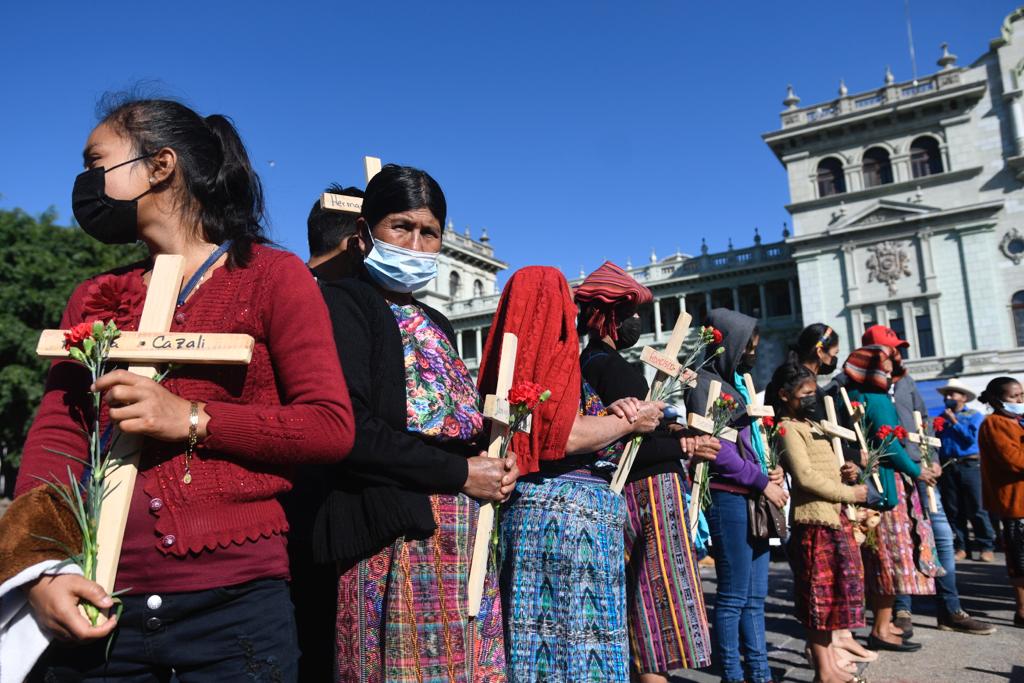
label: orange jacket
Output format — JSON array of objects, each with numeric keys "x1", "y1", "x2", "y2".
[{"x1": 979, "y1": 413, "x2": 1024, "y2": 518}]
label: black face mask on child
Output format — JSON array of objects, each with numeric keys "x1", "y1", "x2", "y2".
[
  {"x1": 797, "y1": 395, "x2": 818, "y2": 416},
  {"x1": 71, "y1": 154, "x2": 155, "y2": 245}
]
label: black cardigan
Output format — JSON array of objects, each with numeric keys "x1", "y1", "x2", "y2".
[
  {"x1": 580, "y1": 339, "x2": 685, "y2": 482},
  {"x1": 311, "y1": 277, "x2": 474, "y2": 568}
]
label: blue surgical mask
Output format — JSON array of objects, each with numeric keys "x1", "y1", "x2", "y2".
[
  {"x1": 363, "y1": 233, "x2": 439, "y2": 293},
  {"x1": 943, "y1": 398, "x2": 959, "y2": 411},
  {"x1": 1002, "y1": 401, "x2": 1024, "y2": 417}
]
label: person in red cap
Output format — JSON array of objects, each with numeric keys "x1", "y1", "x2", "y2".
[{"x1": 857, "y1": 326, "x2": 995, "y2": 637}]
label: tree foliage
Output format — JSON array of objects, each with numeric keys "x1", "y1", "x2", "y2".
[{"x1": 0, "y1": 208, "x2": 145, "y2": 467}]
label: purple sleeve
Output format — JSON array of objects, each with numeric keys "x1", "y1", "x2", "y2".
[{"x1": 711, "y1": 427, "x2": 770, "y2": 491}]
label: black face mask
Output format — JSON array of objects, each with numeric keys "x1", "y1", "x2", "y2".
[
  {"x1": 615, "y1": 317, "x2": 642, "y2": 350},
  {"x1": 797, "y1": 395, "x2": 818, "y2": 416},
  {"x1": 71, "y1": 154, "x2": 154, "y2": 244},
  {"x1": 818, "y1": 356, "x2": 838, "y2": 375}
]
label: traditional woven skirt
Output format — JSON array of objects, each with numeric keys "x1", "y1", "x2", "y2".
[
  {"x1": 335, "y1": 493, "x2": 506, "y2": 683},
  {"x1": 788, "y1": 517, "x2": 865, "y2": 630},
  {"x1": 862, "y1": 475, "x2": 938, "y2": 597},
  {"x1": 500, "y1": 468, "x2": 629, "y2": 683},
  {"x1": 623, "y1": 472, "x2": 711, "y2": 673}
]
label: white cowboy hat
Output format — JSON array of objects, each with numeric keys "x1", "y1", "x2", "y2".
[{"x1": 936, "y1": 378, "x2": 977, "y2": 403}]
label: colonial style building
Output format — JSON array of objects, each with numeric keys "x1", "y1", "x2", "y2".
[
  {"x1": 763, "y1": 7, "x2": 1024, "y2": 398},
  {"x1": 438, "y1": 8, "x2": 1024, "y2": 401}
]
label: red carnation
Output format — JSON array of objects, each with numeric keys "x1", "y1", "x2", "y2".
[
  {"x1": 876, "y1": 425, "x2": 893, "y2": 439},
  {"x1": 82, "y1": 272, "x2": 146, "y2": 331},
  {"x1": 509, "y1": 381, "x2": 546, "y2": 410},
  {"x1": 894, "y1": 426, "x2": 908, "y2": 440},
  {"x1": 778, "y1": 426, "x2": 787, "y2": 437},
  {"x1": 711, "y1": 327, "x2": 724, "y2": 344},
  {"x1": 851, "y1": 401, "x2": 862, "y2": 410},
  {"x1": 63, "y1": 321, "x2": 96, "y2": 350},
  {"x1": 762, "y1": 416, "x2": 775, "y2": 429},
  {"x1": 932, "y1": 417, "x2": 946, "y2": 433},
  {"x1": 720, "y1": 392, "x2": 733, "y2": 403}
]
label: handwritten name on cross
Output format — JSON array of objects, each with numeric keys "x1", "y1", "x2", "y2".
[
  {"x1": 822, "y1": 395, "x2": 859, "y2": 521},
  {"x1": 840, "y1": 387, "x2": 883, "y2": 492},
  {"x1": 36, "y1": 255, "x2": 255, "y2": 610},
  {"x1": 686, "y1": 379, "x2": 738, "y2": 535},
  {"x1": 608, "y1": 312, "x2": 692, "y2": 494},
  {"x1": 908, "y1": 410, "x2": 941, "y2": 513},
  {"x1": 467, "y1": 332, "x2": 518, "y2": 618},
  {"x1": 319, "y1": 156, "x2": 383, "y2": 214}
]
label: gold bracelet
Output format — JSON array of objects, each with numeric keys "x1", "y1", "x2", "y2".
[{"x1": 183, "y1": 401, "x2": 199, "y2": 484}]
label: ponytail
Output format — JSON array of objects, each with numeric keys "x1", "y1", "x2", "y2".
[
  {"x1": 979, "y1": 376, "x2": 1019, "y2": 408},
  {"x1": 99, "y1": 95, "x2": 267, "y2": 266}
]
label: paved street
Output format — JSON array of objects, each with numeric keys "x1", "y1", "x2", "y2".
[{"x1": 676, "y1": 553, "x2": 1022, "y2": 683}]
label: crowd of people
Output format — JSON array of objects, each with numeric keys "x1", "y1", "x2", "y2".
[{"x1": 0, "y1": 97, "x2": 1021, "y2": 683}]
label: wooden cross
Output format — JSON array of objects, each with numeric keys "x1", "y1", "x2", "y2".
[
  {"x1": 36, "y1": 255, "x2": 254, "y2": 609},
  {"x1": 741, "y1": 372, "x2": 774, "y2": 459},
  {"x1": 467, "y1": 332, "x2": 518, "y2": 618},
  {"x1": 685, "y1": 379, "x2": 738, "y2": 535},
  {"x1": 608, "y1": 312, "x2": 693, "y2": 494},
  {"x1": 839, "y1": 387, "x2": 883, "y2": 492},
  {"x1": 319, "y1": 155, "x2": 382, "y2": 214},
  {"x1": 822, "y1": 395, "x2": 859, "y2": 521},
  {"x1": 908, "y1": 410, "x2": 940, "y2": 513}
]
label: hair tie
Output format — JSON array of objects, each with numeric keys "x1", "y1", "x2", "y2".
[{"x1": 815, "y1": 326, "x2": 834, "y2": 349}]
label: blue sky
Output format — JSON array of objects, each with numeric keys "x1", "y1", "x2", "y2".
[{"x1": 1, "y1": 1, "x2": 1015, "y2": 278}]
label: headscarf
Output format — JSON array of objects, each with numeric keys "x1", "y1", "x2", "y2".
[
  {"x1": 477, "y1": 267, "x2": 582, "y2": 475},
  {"x1": 843, "y1": 344, "x2": 894, "y2": 392},
  {"x1": 685, "y1": 308, "x2": 757, "y2": 419},
  {"x1": 573, "y1": 261, "x2": 652, "y2": 341}
]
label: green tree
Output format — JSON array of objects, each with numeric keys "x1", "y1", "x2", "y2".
[{"x1": 0, "y1": 207, "x2": 145, "y2": 472}]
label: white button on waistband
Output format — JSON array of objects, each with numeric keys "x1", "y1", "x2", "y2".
[{"x1": 146, "y1": 594, "x2": 163, "y2": 610}]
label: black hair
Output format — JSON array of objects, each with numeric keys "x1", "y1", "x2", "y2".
[
  {"x1": 979, "y1": 376, "x2": 1020, "y2": 407},
  {"x1": 308, "y1": 184, "x2": 364, "y2": 257},
  {"x1": 788, "y1": 323, "x2": 840, "y2": 364},
  {"x1": 361, "y1": 164, "x2": 446, "y2": 231},
  {"x1": 98, "y1": 94, "x2": 267, "y2": 266},
  {"x1": 766, "y1": 362, "x2": 817, "y2": 416}
]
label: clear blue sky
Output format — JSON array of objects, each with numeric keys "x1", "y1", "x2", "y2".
[{"x1": 1, "y1": 1, "x2": 1015, "y2": 278}]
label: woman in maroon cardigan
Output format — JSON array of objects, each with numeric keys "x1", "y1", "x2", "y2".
[{"x1": 8, "y1": 97, "x2": 355, "y2": 681}]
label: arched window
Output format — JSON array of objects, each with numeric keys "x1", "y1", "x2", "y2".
[
  {"x1": 449, "y1": 271, "x2": 461, "y2": 299},
  {"x1": 1013, "y1": 291, "x2": 1024, "y2": 346},
  {"x1": 862, "y1": 147, "x2": 893, "y2": 187},
  {"x1": 816, "y1": 157, "x2": 846, "y2": 197},
  {"x1": 910, "y1": 136, "x2": 943, "y2": 178},
  {"x1": 473, "y1": 279, "x2": 484, "y2": 298}
]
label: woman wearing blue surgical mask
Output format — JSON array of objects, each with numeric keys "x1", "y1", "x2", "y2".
[{"x1": 316, "y1": 165, "x2": 517, "y2": 682}]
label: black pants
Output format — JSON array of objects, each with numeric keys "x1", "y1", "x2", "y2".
[{"x1": 31, "y1": 579, "x2": 298, "y2": 683}]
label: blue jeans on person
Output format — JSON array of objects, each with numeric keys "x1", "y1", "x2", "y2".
[
  {"x1": 939, "y1": 457, "x2": 996, "y2": 553},
  {"x1": 30, "y1": 578, "x2": 299, "y2": 682},
  {"x1": 893, "y1": 482, "x2": 962, "y2": 618},
  {"x1": 707, "y1": 488, "x2": 771, "y2": 683}
]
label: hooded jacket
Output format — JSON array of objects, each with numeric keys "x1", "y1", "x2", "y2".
[{"x1": 685, "y1": 308, "x2": 769, "y2": 493}]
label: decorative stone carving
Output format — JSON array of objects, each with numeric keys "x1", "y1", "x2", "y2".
[
  {"x1": 999, "y1": 227, "x2": 1024, "y2": 265},
  {"x1": 866, "y1": 241, "x2": 912, "y2": 295}
]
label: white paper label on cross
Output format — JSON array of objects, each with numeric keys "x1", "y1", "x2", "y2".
[
  {"x1": 467, "y1": 332, "x2": 518, "y2": 618},
  {"x1": 608, "y1": 312, "x2": 692, "y2": 494},
  {"x1": 319, "y1": 155, "x2": 383, "y2": 215},
  {"x1": 36, "y1": 255, "x2": 255, "y2": 610},
  {"x1": 909, "y1": 410, "x2": 940, "y2": 513}
]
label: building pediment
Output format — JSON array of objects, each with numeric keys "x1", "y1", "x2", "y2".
[{"x1": 836, "y1": 199, "x2": 941, "y2": 229}]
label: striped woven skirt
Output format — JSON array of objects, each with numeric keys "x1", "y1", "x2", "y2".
[
  {"x1": 623, "y1": 472, "x2": 712, "y2": 673},
  {"x1": 862, "y1": 475, "x2": 938, "y2": 597},
  {"x1": 788, "y1": 518, "x2": 865, "y2": 630},
  {"x1": 335, "y1": 493, "x2": 507, "y2": 683},
  {"x1": 500, "y1": 468, "x2": 629, "y2": 683}
]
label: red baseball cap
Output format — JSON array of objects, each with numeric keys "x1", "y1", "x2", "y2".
[{"x1": 861, "y1": 324, "x2": 909, "y2": 349}]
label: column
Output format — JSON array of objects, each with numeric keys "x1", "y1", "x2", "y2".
[
  {"x1": 731, "y1": 287, "x2": 740, "y2": 311},
  {"x1": 841, "y1": 243, "x2": 860, "y2": 303},
  {"x1": 705, "y1": 291, "x2": 713, "y2": 313},
  {"x1": 928, "y1": 297, "x2": 946, "y2": 357},
  {"x1": 1008, "y1": 91, "x2": 1024, "y2": 156},
  {"x1": 758, "y1": 284, "x2": 768, "y2": 320},
  {"x1": 902, "y1": 301, "x2": 919, "y2": 352},
  {"x1": 475, "y1": 328, "x2": 483, "y2": 359},
  {"x1": 787, "y1": 279, "x2": 798, "y2": 319},
  {"x1": 456, "y1": 330, "x2": 464, "y2": 357},
  {"x1": 653, "y1": 298, "x2": 662, "y2": 342},
  {"x1": 678, "y1": 295, "x2": 688, "y2": 325},
  {"x1": 917, "y1": 229, "x2": 938, "y2": 293}
]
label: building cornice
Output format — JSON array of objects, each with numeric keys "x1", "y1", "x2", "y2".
[{"x1": 784, "y1": 166, "x2": 983, "y2": 213}]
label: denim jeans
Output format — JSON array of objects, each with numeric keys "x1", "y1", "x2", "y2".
[
  {"x1": 939, "y1": 458, "x2": 996, "y2": 552},
  {"x1": 707, "y1": 489, "x2": 771, "y2": 683},
  {"x1": 893, "y1": 482, "x2": 961, "y2": 617},
  {"x1": 31, "y1": 579, "x2": 299, "y2": 682}
]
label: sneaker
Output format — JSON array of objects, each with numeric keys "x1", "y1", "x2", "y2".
[
  {"x1": 937, "y1": 611, "x2": 996, "y2": 635},
  {"x1": 893, "y1": 610, "x2": 914, "y2": 639},
  {"x1": 979, "y1": 551, "x2": 995, "y2": 563},
  {"x1": 954, "y1": 549, "x2": 968, "y2": 561}
]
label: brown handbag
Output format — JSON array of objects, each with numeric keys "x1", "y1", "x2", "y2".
[{"x1": 747, "y1": 492, "x2": 788, "y2": 540}]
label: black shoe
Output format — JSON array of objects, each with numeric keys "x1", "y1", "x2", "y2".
[
  {"x1": 937, "y1": 610, "x2": 996, "y2": 635},
  {"x1": 867, "y1": 634, "x2": 923, "y2": 652},
  {"x1": 1014, "y1": 613, "x2": 1024, "y2": 628},
  {"x1": 893, "y1": 609, "x2": 914, "y2": 639}
]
